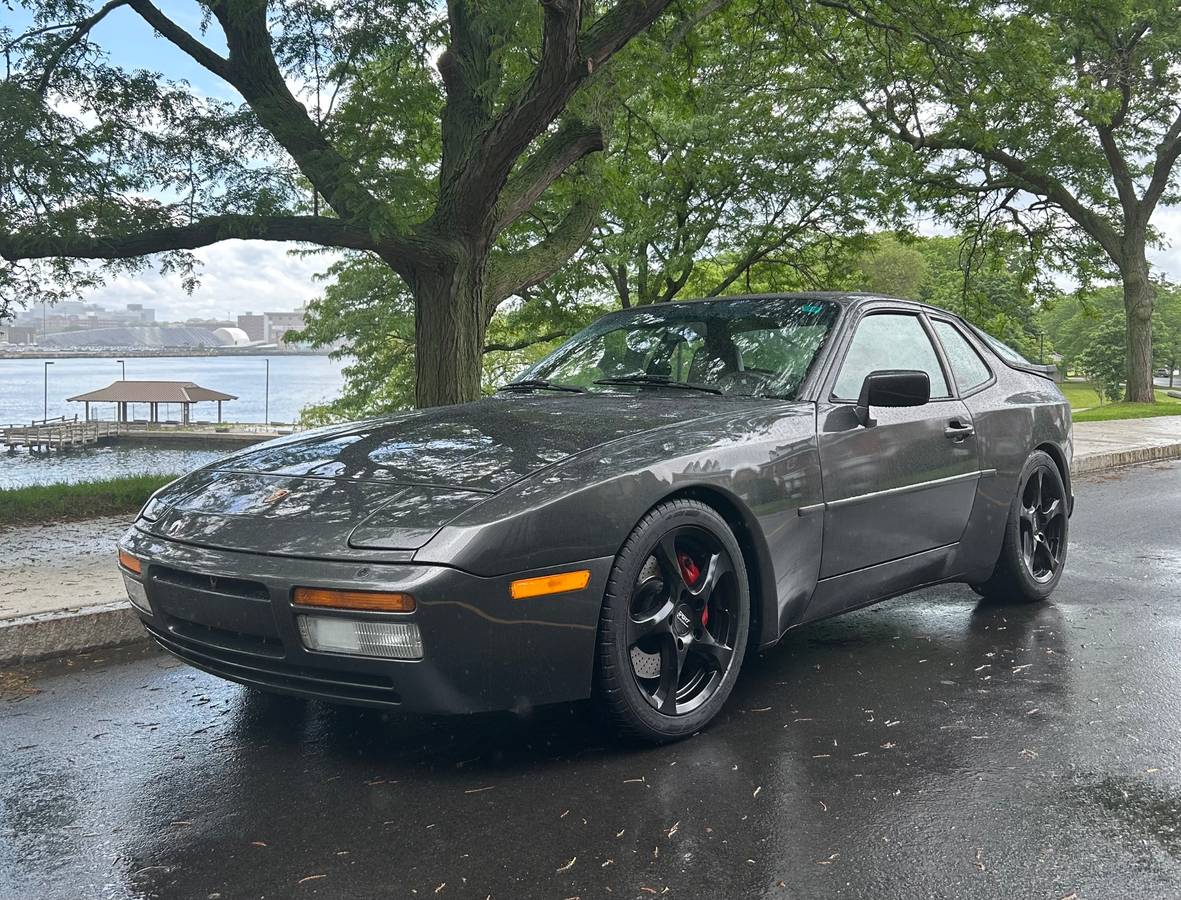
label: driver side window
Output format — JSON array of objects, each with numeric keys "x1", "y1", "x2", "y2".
[{"x1": 833, "y1": 313, "x2": 949, "y2": 400}]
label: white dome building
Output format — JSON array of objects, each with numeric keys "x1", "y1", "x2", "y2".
[{"x1": 213, "y1": 326, "x2": 252, "y2": 347}]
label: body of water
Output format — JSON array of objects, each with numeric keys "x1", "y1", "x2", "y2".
[
  {"x1": 0, "y1": 354, "x2": 347, "y2": 489},
  {"x1": 0, "y1": 354, "x2": 345, "y2": 425}
]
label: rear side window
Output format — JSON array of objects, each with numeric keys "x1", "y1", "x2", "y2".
[
  {"x1": 833, "y1": 313, "x2": 949, "y2": 400},
  {"x1": 933, "y1": 320, "x2": 992, "y2": 392}
]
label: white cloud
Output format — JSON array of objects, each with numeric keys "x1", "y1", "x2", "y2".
[{"x1": 85, "y1": 241, "x2": 339, "y2": 321}]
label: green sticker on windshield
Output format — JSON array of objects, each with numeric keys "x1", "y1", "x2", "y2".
[{"x1": 801, "y1": 303, "x2": 824, "y2": 313}]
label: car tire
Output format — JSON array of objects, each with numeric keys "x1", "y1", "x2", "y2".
[
  {"x1": 595, "y1": 499, "x2": 750, "y2": 743},
  {"x1": 973, "y1": 450, "x2": 1069, "y2": 603}
]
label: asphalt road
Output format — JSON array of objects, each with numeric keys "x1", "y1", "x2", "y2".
[{"x1": 3, "y1": 462, "x2": 1181, "y2": 900}]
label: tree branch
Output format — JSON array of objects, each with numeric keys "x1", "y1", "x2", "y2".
[
  {"x1": 486, "y1": 199, "x2": 598, "y2": 307},
  {"x1": 484, "y1": 330, "x2": 570, "y2": 352},
  {"x1": 861, "y1": 95, "x2": 1125, "y2": 262},
  {"x1": 0, "y1": 215, "x2": 382, "y2": 261},
  {"x1": 495, "y1": 119, "x2": 604, "y2": 234},
  {"x1": 36, "y1": 0, "x2": 131, "y2": 94},
  {"x1": 1143, "y1": 109, "x2": 1181, "y2": 217},
  {"x1": 125, "y1": 0, "x2": 231, "y2": 79}
]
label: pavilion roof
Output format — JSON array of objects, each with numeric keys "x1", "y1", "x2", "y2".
[{"x1": 67, "y1": 380, "x2": 237, "y2": 404}]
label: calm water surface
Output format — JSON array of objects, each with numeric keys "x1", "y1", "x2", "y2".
[{"x1": 0, "y1": 355, "x2": 347, "y2": 488}]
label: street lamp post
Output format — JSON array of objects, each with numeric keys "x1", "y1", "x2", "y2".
[
  {"x1": 43, "y1": 361, "x2": 54, "y2": 420},
  {"x1": 117, "y1": 359, "x2": 125, "y2": 380},
  {"x1": 264, "y1": 358, "x2": 270, "y2": 425}
]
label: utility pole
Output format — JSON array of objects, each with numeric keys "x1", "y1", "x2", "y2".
[
  {"x1": 117, "y1": 359, "x2": 125, "y2": 380},
  {"x1": 43, "y1": 360, "x2": 54, "y2": 420},
  {"x1": 264, "y1": 358, "x2": 270, "y2": 425}
]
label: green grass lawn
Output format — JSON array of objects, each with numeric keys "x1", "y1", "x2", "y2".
[
  {"x1": 0, "y1": 474, "x2": 176, "y2": 528},
  {"x1": 1061, "y1": 379, "x2": 1181, "y2": 423}
]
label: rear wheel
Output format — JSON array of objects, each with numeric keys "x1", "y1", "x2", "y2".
[
  {"x1": 973, "y1": 450, "x2": 1068, "y2": 603},
  {"x1": 596, "y1": 499, "x2": 750, "y2": 743}
]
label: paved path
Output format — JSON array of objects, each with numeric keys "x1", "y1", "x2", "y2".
[
  {"x1": 3, "y1": 462, "x2": 1181, "y2": 899},
  {"x1": 1072, "y1": 416, "x2": 1181, "y2": 473},
  {"x1": 0, "y1": 516, "x2": 128, "y2": 620}
]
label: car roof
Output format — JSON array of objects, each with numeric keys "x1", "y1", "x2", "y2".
[{"x1": 619, "y1": 292, "x2": 960, "y2": 320}]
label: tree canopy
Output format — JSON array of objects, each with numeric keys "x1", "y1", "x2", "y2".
[
  {"x1": 1, "y1": 0, "x2": 686, "y2": 404},
  {"x1": 779, "y1": 0, "x2": 1181, "y2": 400}
]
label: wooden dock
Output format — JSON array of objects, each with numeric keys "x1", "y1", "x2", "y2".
[{"x1": 3, "y1": 417, "x2": 128, "y2": 452}]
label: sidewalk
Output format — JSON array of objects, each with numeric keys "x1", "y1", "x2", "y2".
[
  {"x1": 2, "y1": 414, "x2": 1180, "y2": 666},
  {"x1": 1072, "y1": 417, "x2": 1181, "y2": 474}
]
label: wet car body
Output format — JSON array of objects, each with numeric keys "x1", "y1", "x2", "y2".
[{"x1": 118, "y1": 293, "x2": 1072, "y2": 715}]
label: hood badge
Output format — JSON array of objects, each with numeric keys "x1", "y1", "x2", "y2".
[{"x1": 263, "y1": 487, "x2": 291, "y2": 506}]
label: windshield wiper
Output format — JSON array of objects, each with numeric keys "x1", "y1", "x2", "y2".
[
  {"x1": 593, "y1": 374, "x2": 723, "y2": 396},
  {"x1": 497, "y1": 378, "x2": 585, "y2": 394}
]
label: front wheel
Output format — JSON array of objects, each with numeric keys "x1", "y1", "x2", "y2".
[
  {"x1": 974, "y1": 450, "x2": 1069, "y2": 603},
  {"x1": 595, "y1": 499, "x2": 750, "y2": 743}
]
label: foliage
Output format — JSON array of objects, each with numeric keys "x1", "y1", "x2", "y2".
[
  {"x1": 1041, "y1": 283, "x2": 1181, "y2": 376},
  {"x1": 847, "y1": 233, "x2": 1046, "y2": 358},
  {"x1": 781, "y1": 0, "x2": 1181, "y2": 399},
  {"x1": 1075, "y1": 317, "x2": 1130, "y2": 403},
  {"x1": 0, "y1": 474, "x2": 175, "y2": 527},
  {"x1": 587, "y1": 5, "x2": 884, "y2": 307}
]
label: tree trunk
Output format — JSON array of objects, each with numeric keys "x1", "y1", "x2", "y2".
[
  {"x1": 412, "y1": 250, "x2": 488, "y2": 408},
  {"x1": 1121, "y1": 249, "x2": 1156, "y2": 403}
]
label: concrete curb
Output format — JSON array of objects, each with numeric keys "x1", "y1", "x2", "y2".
[
  {"x1": 1073, "y1": 440, "x2": 1181, "y2": 475},
  {"x1": 4, "y1": 439, "x2": 1181, "y2": 669},
  {"x1": 0, "y1": 601, "x2": 145, "y2": 667}
]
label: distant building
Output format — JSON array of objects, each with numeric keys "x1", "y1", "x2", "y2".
[
  {"x1": 263, "y1": 309, "x2": 307, "y2": 347},
  {"x1": 237, "y1": 313, "x2": 266, "y2": 342},
  {"x1": 13, "y1": 301, "x2": 156, "y2": 335},
  {"x1": 0, "y1": 325, "x2": 37, "y2": 345},
  {"x1": 212, "y1": 326, "x2": 252, "y2": 347}
]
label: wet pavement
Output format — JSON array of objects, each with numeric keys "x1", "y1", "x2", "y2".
[{"x1": 3, "y1": 462, "x2": 1181, "y2": 899}]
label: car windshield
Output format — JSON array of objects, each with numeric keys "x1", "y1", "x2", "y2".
[{"x1": 515, "y1": 297, "x2": 841, "y2": 399}]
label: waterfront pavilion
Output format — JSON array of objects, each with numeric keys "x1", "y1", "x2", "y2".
[{"x1": 68, "y1": 380, "x2": 238, "y2": 425}]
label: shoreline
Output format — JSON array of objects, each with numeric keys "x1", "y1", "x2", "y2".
[{"x1": 0, "y1": 348, "x2": 333, "y2": 360}]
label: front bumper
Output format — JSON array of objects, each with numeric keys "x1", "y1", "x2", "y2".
[{"x1": 119, "y1": 526, "x2": 611, "y2": 714}]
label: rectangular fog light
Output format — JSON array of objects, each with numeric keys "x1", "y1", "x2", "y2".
[
  {"x1": 296, "y1": 615, "x2": 423, "y2": 660},
  {"x1": 123, "y1": 572, "x2": 151, "y2": 614}
]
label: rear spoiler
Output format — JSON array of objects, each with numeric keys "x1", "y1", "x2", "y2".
[{"x1": 1011, "y1": 362, "x2": 1058, "y2": 380}]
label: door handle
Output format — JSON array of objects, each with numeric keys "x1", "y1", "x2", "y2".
[{"x1": 944, "y1": 420, "x2": 975, "y2": 440}]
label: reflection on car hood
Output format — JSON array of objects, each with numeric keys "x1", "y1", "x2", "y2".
[
  {"x1": 206, "y1": 393, "x2": 732, "y2": 492},
  {"x1": 141, "y1": 394, "x2": 739, "y2": 557}
]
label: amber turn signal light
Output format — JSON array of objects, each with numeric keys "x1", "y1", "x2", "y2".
[
  {"x1": 510, "y1": 569, "x2": 591, "y2": 600},
  {"x1": 118, "y1": 549, "x2": 142, "y2": 575},
  {"x1": 292, "y1": 587, "x2": 416, "y2": 613}
]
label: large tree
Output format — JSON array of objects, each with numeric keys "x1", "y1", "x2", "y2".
[
  {"x1": 0, "y1": 0, "x2": 685, "y2": 406},
  {"x1": 782, "y1": 0, "x2": 1181, "y2": 401}
]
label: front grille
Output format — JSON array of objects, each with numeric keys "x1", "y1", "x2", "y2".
[
  {"x1": 151, "y1": 564, "x2": 269, "y2": 601},
  {"x1": 167, "y1": 618, "x2": 285, "y2": 658},
  {"x1": 147, "y1": 625, "x2": 403, "y2": 707}
]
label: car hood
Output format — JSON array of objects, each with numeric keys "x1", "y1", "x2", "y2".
[{"x1": 143, "y1": 393, "x2": 735, "y2": 557}]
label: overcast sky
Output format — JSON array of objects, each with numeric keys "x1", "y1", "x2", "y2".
[{"x1": 11, "y1": 0, "x2": 1181, "y2": 321}]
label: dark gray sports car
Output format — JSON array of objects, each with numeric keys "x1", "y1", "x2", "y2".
[{"x1": 118, "y1": 293, "x2": 1072, "y2": 741}]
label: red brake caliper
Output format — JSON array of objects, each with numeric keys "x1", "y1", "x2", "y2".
[{"x1": 677, "y1": 551, "x2": 708, "y2": 627}]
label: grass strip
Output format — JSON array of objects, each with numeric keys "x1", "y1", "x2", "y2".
[{"x1": 0, "y1": 474, "x2": 177, "y2": 528}]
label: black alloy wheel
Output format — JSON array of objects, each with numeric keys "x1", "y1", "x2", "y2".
[
  {"x1": 597, "y1": 499, "x2": 750, "y2": 742},
  {"x1": 974, "y1": 450, "x2": 1069, "y2": 603},
  {"x1": 1018, "y1": 465, "x2": 1067, "y2": 583}
]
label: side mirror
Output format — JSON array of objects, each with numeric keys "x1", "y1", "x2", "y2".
[{"x1": 855, "y1": 369, "x2": 931, "y2": 427}]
